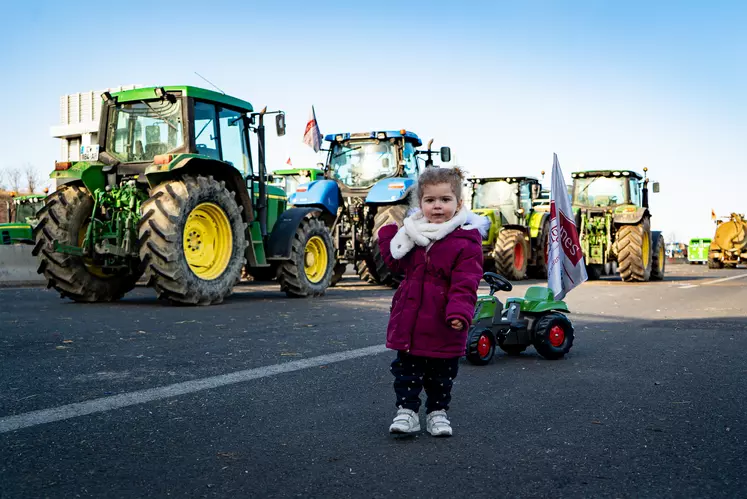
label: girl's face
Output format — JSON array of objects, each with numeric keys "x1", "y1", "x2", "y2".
[{"x1": 420, "y1": 182, "x2": 461, "y2": 223}]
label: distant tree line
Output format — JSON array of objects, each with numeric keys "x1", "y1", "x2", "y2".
[{"x1": 0, "y1": 164, "x2": 44, "y2": 194}]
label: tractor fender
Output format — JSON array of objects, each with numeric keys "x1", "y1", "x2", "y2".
[
  {"x1": 289, "y1": 179, "x2": 339, "y2": 216},
  {"x1": 365, "y1": 178, "x2": 416, "y2": 204},
  {"x1": 529, "y1": 212, "x2": 551, "y2": 239},
  {"x1": 500, "y1": 224, "x2": 530, "y2": 235},
  {"x1": 613, "y1": 206, "x2": 648, "y2": 225},
  {"x1": 266, "y1": 207, "x2": 323, "y2": 260},
  {"x1": 145, "y1": 155, "x2": 254, "y2": 223},
  {"x1": 50, "y1": 162, "x2": 107, "y2": 194}
]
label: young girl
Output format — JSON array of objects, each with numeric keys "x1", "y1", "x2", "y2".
[{"x1": 378, "y1": 167, "x2": 489, "y2": 437}]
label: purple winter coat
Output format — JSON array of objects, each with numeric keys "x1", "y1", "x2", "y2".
[{"x1": 378, "y1": 223, "x2": 484, "y2": 358}]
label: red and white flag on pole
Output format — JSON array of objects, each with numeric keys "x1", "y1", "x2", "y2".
[
  {"x1": 547, "y1": 153, "x2": 587, "y2": 300},
  {"x1": 303, "y1": 105, "x2": 322, "y2": 152}
]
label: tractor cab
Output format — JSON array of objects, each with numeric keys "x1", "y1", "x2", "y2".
[
  {"x1": 12, "y1": 194, "x2": 46, "y2": 224},
  {"x1": 571, "y1": 170, "x2": 659, "y2": 210},
  {"x1": 325, "y1": 131, "x2": 423, "y2": 192},
  {"x1": 469, "y1": 176, "x2": 541, "y2": 226},
  {"x1": 269, "y1": 168, "x2": 325, "y2": 197}
]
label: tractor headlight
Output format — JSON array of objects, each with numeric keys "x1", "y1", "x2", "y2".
[
  {"x1": 376, "y1": 132, "x2": 386, "y2": 139},
  {"x1": 335, "y1": 134, "x2": 344, "y2": 142}
]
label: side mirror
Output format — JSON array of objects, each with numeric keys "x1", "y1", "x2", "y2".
[
  {"x1": 652, "y1": 182, "x2": 660, "y2": 193},
  {"x1": 439, "y1": 146, "x2": 451, "y2": 163},
  {"x1": 275, "y1": 113, "x2": 286, "y2": 136}
]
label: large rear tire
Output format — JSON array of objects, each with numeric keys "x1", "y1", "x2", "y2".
[
  {"x1": 370, "y1": 205, "x2": 407, "y2": 288},
  {"x1": 138, "y1": 175, "x2": 246, "y2": 306},
  {"x1": 492, "y1": 229, "x2": 529, "y2": 280},
  {"x1": 528, "y1": 218, "x2": 550, "y2": 279},
  {"x1": 616, "y1": 218, "x2": 653, "y2": 282},
  {"x1": 277, "y1": 216, "x2": 334, "y2": 297},
  {"x1": 650, "y1": 231, "x2": 665, "y2": 281},
  {"x1": 32, "y1": 184, "x2": 141, "y2": 302}
]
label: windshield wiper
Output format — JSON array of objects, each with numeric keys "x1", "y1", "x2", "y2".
[
  {"x1": 332, "y1": 145, "x2": 361, "y2": 159},
  {"x1": 140, "y1": 100, "x2": 179, "y2": 132}
]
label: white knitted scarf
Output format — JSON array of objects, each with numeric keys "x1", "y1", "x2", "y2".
[{"x1": 389, "y1": 205, "x2": 489, "y2": 259}]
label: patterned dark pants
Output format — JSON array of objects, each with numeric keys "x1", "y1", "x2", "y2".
[{"x1": 390, "y1": 351, "x2": 460, "y2": 414}]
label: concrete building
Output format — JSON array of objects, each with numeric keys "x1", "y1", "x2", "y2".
[{"x1": 50, "y1": 85, "x2": 141, "y2": 162}]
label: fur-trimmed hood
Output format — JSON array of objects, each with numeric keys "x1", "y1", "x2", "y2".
[{"x1": 390, "y1": 205, "x2": 491, "y2": 259}]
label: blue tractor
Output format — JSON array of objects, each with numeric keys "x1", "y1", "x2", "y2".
[{"x1": 287, "y1": 130, "x2": 450, "y2": 288}]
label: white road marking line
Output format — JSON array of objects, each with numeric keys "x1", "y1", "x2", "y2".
[
  {"x1": 679, "y1": 284, "x2": 699, "y2": 289},
  {"x1": 0, "y1": 344, "x2": 388, "y2": 434},
  {"x1": 702, "y1": 273, "x2": 747, "y2": 285}
]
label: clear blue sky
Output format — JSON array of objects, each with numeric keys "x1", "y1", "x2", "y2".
[{"x1": 0, "y1": 0, "x2": 745, "y2": 241}]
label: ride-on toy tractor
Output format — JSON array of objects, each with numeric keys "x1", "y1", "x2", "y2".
[
  {"x1": 465, "y1": 272, "x2": 574, "y2": 364},
  {"x1": 34, "y1": 86, "x2": 335, "y2": 305}
]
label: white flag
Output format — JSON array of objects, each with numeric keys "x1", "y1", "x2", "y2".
[
  {"x1": 547, "y1": 153, "x2": 587, "y2": 300},
  {"x1": 302, "y1": 106, "x2": 322, "y2": 152}
]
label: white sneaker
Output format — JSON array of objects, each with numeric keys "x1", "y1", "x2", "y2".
[
  {"x1": 426, "y1": 410, "x2": 452, "y2": 437},
  {"x1": 389, "y1": 408, "x2": 420, "y2": 434}
]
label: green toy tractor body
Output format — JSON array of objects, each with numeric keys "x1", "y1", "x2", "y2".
[{"x1": 466, "y1": 272, "x2": 574, "y2": 364}]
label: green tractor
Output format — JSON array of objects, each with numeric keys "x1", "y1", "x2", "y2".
[
  {"x1": 571, "y1": 168, "x2": 665, "y2": 281},
  {"x1": 33, "y1": 86, "x2": 335, "y2": 305},
  {"x1": 1, "y1": 192, "x2": 47, "y2": 244},
  {"x1": 269, "y1": 167, "x2": 325, "y2": 196},
  {"x1": 468, "y1": 175, "x2": 551, "y2": 280}
]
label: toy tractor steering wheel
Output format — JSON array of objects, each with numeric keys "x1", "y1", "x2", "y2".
[{"x1": 483, "y1": 272, "x2": 513, "y2": 294}]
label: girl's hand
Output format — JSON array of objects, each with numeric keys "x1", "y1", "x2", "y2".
[{"x1": 450, "y1": 319, "x2": 464, "y2": 331}]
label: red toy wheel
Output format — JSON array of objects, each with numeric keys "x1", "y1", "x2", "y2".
[
  {"x1": 466, "y1": 327, "x2": 495, "y2": 365},
  {"x1": 549, "y1": 325, "x2": 565, "y2": 347},
  {"x1": 532, "y1": 313, "x2": 574, "y2": 360}
]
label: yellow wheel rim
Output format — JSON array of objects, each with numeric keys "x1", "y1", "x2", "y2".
[
  {"x1": 304, "y1": 235, "x2": 328, "y2": 284},
  {"x1": 642, "y1": 231, "x2": 650, "y2": 268},
  {"x1": 78, "y1": 222, "x2": 109, "y2": 278},
  {"x1": 184, "y1": 202, "x2": 233, "y2": 280}
]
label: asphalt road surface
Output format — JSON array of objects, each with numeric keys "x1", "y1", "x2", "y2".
[{"x1": 1, "y1": 263, "x2": 746, "y2": 498}]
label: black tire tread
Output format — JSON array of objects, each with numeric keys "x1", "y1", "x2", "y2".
[
  {"x1": 492, "y1": 229, "x2": 528, "y2": 280},
  {"x1": 616, "y1": 218, "x2": 652, "y2": 282},
  {"x1": 650, "y1": 231, "x2": 665, "y2": 281},
  {"x1": 370, "y1": 205, "x2": 407, "y2": 288},
  {"x1": 138, "y1": 174, "x2": 246, "y2": 305},
  {"x1": 277, "y1": 217, "x2": 334, "y2": 297},
  {"x1": 32, "y1": 184, "x2": 140, "y2": 302},
  {"x1": 532, "y1": 313, "x2": 574, "y2": 360}
]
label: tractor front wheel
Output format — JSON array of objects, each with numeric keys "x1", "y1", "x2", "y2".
[
  {"x1": 532, "y1": 313, "x2": 574, "y2": 360},
  {"x1": 138, "y1": 175, "x2": 246, "y2": 305},
  {"x1": 466, "y1": 327, "x2": 496, "y2": 365},
  {"x1": 277, "y1": 216, "x2": 334, "y2": 297},
  {"x1": 492, "y1": 229, "x2": 529, "y2": 280},
  {"x1": 32, "y1": 184, "x2": 141, "y2": 302},
  {"x1": 616, "y1": 218, "x2": 653, "y2": 282}
]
